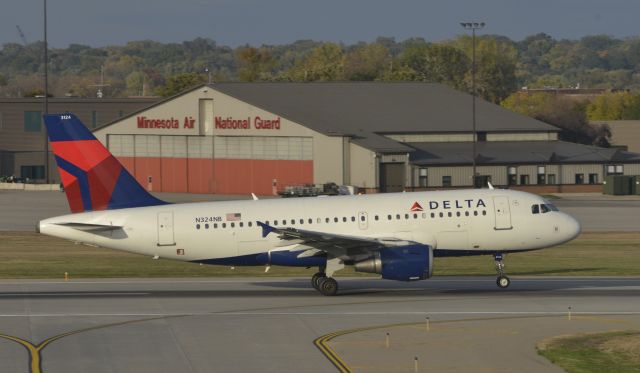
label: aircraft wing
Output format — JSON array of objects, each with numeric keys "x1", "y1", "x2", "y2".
[{"x1": 257, "y1": 221, "x2": 409, "y2": 259}]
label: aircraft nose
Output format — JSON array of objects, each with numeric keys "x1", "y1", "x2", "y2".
[{"x1": 562, "y1": 213, "x2": 581, "y2": 241}]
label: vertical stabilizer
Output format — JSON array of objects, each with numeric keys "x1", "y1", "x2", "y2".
[{"x1": 44, "y1": 113, "x2": 167, "y2": 213}]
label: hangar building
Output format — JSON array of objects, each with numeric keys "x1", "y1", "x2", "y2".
[{"x1": 90, "y1": 83, "x2": 640, "y2": 195}]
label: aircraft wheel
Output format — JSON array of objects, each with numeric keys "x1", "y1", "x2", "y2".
[
  {"x1": 319, "y1": 277, "x2": 338, "y2": 296},
  {"x1": 311, "y1": 272, "x2": 326, "y2": 290},
  {"x1": 496, "y1": 275, "x2": 511, "y2": 289}
]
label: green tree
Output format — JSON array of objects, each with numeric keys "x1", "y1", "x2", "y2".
[
  {"x1": 501, "y1": 91, "x2": 611, "y2": 146},
  {"x1": 155, "y1": 72, "x2": 206, "y2": 97},
  {"x1": 586, "y1": 92, "x2": 640, "y2": 120},
  {"x1": 235, "y1": 46, "x2": 274, "y2": 82},
  {"x1": 342, "y1": 43, "x2": 390, "y2": 81},
  {"x1": 286, "y1": 43, "x2": 344, "y2": 81}
]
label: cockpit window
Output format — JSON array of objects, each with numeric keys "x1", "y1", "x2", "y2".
[
  {"x1": 540, "y1": 204, "x2": 550, "y2": 213},
  {"x1": 531, "y1": 204, "x2": 539, "y2": 214}
]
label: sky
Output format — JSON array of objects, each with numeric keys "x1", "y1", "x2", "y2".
[{"x1": 2, "y1": 0, "x2": 639, "y2": 48}]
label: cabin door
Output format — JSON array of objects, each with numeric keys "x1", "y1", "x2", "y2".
[
  {"x1": 493, "y1": 196, "x2": 513, "y2": 230},
  {"x1": 157, "y1": 212, "x2": 176, "y2": 246}
]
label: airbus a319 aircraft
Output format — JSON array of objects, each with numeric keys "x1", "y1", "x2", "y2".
[{"x1": 38, "y1": 114, "x2": 581, "y2": 295}]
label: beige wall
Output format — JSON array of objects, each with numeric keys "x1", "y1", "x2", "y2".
[
  {"x1": 95, "y1": 86, "x2": 346, "y2": 185},
  {"x1": 598, "y1": 120, "x2": 640, "y2": 153},
  {"x1": 487, "y1": 132, "x2": 557, "y2": 141},
  {"x1": 349, "y1": 143, "x2": 376, "y2": 188}
]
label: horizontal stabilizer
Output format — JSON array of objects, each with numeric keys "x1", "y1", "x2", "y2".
[{"x1": 55, "y1": 222, "x2": 123, "y2": 232}]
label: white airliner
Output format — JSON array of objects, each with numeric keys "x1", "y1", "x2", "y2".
[{"x1": 38, "y1": 114, "x2": 581, "y2": 295}]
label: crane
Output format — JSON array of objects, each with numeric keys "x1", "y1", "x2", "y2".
[{"x1": 16, "y1": 25, "x2": 28, "y2": 45}]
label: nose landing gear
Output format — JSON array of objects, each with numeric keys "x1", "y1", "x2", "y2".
[{"x1": 494, "y1": 253, "x2": 511, "y2": 289}]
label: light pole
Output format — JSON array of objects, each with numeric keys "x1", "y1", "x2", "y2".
[
  {"x1": 460, "y1": 22, "x2": 484, "y2": 188},
  {"x1": 43, "y1": 0, "x2": 49, "y2": 184}
]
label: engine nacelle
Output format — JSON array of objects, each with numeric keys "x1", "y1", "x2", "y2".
[{"x1": 354, "y1": 244, "x2": 433, "y2": 281}]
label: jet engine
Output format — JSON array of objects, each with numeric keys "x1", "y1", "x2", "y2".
[{"x1": 354, "y1": 244, "x2": 433, "y2": 281}]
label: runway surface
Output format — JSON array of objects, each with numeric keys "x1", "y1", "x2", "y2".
[{"x1": 0, "y1": 277, "x2": 639, "y2": 372}]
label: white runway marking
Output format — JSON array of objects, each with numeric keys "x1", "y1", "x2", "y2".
[
  {"x1": 0, "y1": 311, "x2": 639, "y2": 318},
  {"x1": 0, "y1": 292, "x2": 150, "y2": 296}
]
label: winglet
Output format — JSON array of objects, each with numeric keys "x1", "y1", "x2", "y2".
[
  {"x1": 251, "y1": 193, "x2": 259, "y2": 201},
  {"x1": 487, "y1": 182, "x2": 495, "y2": 190},
  {"x1": 257, "y1": 221, "x2": 276, "y2": 238}
]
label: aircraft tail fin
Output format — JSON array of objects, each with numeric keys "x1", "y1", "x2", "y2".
[{"x1": 43, "y1": 113, "x2": 167, "y2": 213}]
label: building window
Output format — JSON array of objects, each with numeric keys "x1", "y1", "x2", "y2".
[
  {"x1": 536, "y1": 166, "x2": 546, "y2": 184},
  {"x1": 507, "y1": 167, "x2": 517, "y2": 185},
  {"x1": 476, "y1": 132, "x2": 487, "y2": 141},
  {"x1": 575, "y1": 173, "x2": 584, "y2": 184},
  {"x1": 520, "y1": 175, "x2": 529, "y2": 185},
  {"x1": 418, "y1": 168, "x2": 428, "y2": 187},
  {"x1": 588, "y1": 173, "x2": 599, "y2": 184},
  {"x1": 547, "y1": 174, "x2": 556, "y2": 184},
  {"x1": 24, "y1": 111, "x2": 42, "y2": 132},
  {"x1": 91, "y1": 111, "x2": 97, "y2": 128},
  {"x1": 20, "y1": 165, "x2": 44, "y2": 179},
  {"x1": 442, "y1": 176, "x2": 452, "y2": 187},
  {"x1": 606, "y1": 165, "x2": 624, "y2": 176}
]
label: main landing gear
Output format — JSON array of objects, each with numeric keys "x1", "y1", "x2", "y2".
[
  {"x1": 494, "y1": 253, "x2": 511, "y2": 289},
  {"x1": 311, "y1": 271, "x2": 338, "y2": 296},
  {"x1": 311, "y1": 258, "x2": 343, "y2": 296}
]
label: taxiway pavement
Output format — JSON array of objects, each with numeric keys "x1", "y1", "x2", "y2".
[{"x1": 0, "y1": 277, "x2": 639, "y2": 372}]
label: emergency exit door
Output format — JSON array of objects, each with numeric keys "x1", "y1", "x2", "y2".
[
  {"x1": 157, "y1": 212, "x2": 176, "y2": 246},
  {"x1": 493, "y1": 196, "x2": 512, "y2": 230}
]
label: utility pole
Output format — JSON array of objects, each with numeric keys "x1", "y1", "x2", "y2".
[
  {"x1": 43, "y1": 0, "x2": 49, "y2": 184},
  {"x1": 460, "y1": 22, "x2": 485, "y2": 188}
]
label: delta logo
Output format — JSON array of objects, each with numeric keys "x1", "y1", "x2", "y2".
[{"x1": 410, "y1": 202, "x2": 423, "y2": 211}]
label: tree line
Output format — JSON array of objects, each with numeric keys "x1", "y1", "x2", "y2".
[{"x1": 3, "y1": 34, "x2": 640, "y2": 146}]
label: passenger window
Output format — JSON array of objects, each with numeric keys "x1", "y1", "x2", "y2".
[
  {"x1": 439, "y1": 212, "x2": 444, "y2": 218},
  {"x1": 431, "y1": 213, "x2": 435, "y2": 218},
  {"x1": 239, "y1": 222, "x2": 244, "y2": 227},
  {"x1": 248, "y1": 222, "x2": 252, "y2": 227},
  {"x1": 299, "y1": 219, "x2": 304, "y2": 224},
  {"x1": 482, "y1": 211, "x2": 487, "y2": 216},
  {"x1": 448, "y1": 212, "x2": 452, "y2": 217},
  {"x1": 456, "y1": 212, "x2": 460, "y2": 217},
  {"x1": 205, "y1": 224, "x2": 209, "y2": 229},
  {"x1": 532, "y1": 205, "x2": 539, "y2": 214},
  {"x1": 540, "y1": 204, "x2": 550, "y2": 213},
  {"x1": 351, "y1": 216, "x2": 356, "y2": 222},
  {"x1": 214, "y1": 223, "x2": 218, "y2": 228},
  {"x1": 222, "y1": 223, "x2": 226, "y2": 228},
  {"x1": 413, "y1": 213, "x2": 418, "y2": 219},
  {"x1": 465, "y1": 211, "x2": 469, "y2": 217},
  {"x1": 396, "y1": 214, "x2": 400, "y2": 220},
  {"x1": 360, "y1": 216, "x2": 365, "y2": 221},
  {"x1": 273, "y1": 221, "x2": 278, "y2": 226},
  {"x1": 196, "y1": 224, "x2": 201, "y2": 230},
  {"x1": 325, "y1": 218, "x2": 330, "y2": 223},
  {"x1": 308, "y1": 218, "x2": 312, "y2": 224},
  {"x1": 405, "y1": 214, "x2": 409, "y2": 219},
  {"x1": 375, "y1": 215, "x2": 379, "y2": 221},
  {"x1": 334, "y1": 217, "x2": 339, "y2": 222},
  {"x1": 291, "y1": 219, "x2": 295, "y2": 224},
  {"x1": 473, "y1": 211, "x2": 478, "y2": 216},
  {"x1": 342, "y1": 217, "x2": 347, "y2": 222},
  {"x1": 387, "y1": 215, "x2": 392, "y2": 220},
  {"x1": 231, "y1": 222, "x2": 235, "y2": 228}
]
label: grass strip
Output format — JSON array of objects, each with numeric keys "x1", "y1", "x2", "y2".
[
  {"x1": 538, "y1": 331, "x2": 640, "y2": 373},
  {"x1": 0, "y1": 232, "x2": 638, "y2": 278}
]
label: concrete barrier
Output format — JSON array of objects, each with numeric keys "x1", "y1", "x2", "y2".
[{"x1": 0, "y1": 183, "x2": 60, "y2": 191}]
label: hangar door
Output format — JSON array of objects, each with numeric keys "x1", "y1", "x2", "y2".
[{"x1": 380, "y1": 163, "x2": 405, "y2": 193}]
